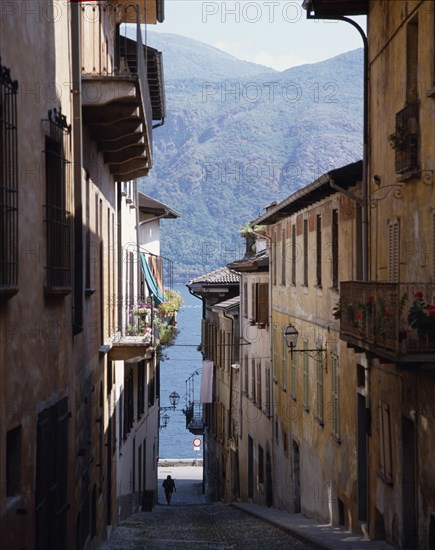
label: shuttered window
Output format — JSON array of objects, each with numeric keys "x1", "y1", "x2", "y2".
[
  {"x1": 316, "y1": 352, "x2": 324, "y2": 423},
  {"x1": 265, "y1": 364, "x2": 271, "y2": 416},
  {"x1": 332, "y1": 209, "x2": 339, "y2": 288},
  {"x1": 316, "y1": 214, "x2": 322, "y2": 287},
  {"x1": 251, "y1": 357, "x2": 256, "y2": 403},
  {"x1": 281, "y1": 330, "x2": 287, "y2": 390},
  {"x1": 281, "y1": 226, "x2": 286, "y2": 285},
  {"x1": 256, "y1": 360, "x2": 262, "y2": 409},
  {"x1": 243, "y1": 281, "x2": 248, "y2": 317},
  {"x1": 388, "y1": 220, "x2": 400, "y2": 283},
  {"x1": 291, "y1": 224, "x2": 296, "y2": 285},
  {"x1": 303, "y1": 219, "x2": 308, "y2": 286},
  {"x1": 303, "y1": 340, "x2": 309, "y2": 410},
  {"x1": 290, "y1": 351, "x2": 297, "y2": 400},
  {"x1": 256, "y1": 283, "x2": 268, "y2": 325},
  {"x1": 272, "y1": 324, "x2": 278, "y2": 382},
  {"x1": 244, "y1": 354, "x2": 249, "y2": 395},
  {"x1": 332, "y1": 354, "x2": 340, "y2": 439}
]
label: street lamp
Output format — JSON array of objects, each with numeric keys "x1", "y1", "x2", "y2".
[
  {"x1": 159, "y1": 390, "x2": 180, "y2": 430},
  {"x1": 160, "y1": 413, "x2": 170, "y2": 430},
  {"x1": 284, "y1": 324, "x2": 326, "y2": 359}
]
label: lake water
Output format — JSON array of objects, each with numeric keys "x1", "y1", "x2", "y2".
[{"x1": 158, "y1": 284, "x2": 204, "y2": 459}]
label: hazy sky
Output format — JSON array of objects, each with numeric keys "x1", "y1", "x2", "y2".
[{"x1": 152, "y1": 0, "x2": 366, "y2": 71}]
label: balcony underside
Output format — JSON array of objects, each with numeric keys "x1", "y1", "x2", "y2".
[
  {"x1": 341, "y1": 333, "x2": 435, "y2": 365},
  {"x1": 108, "y1": 336, "x2": 153, "y2": 362},
  {"x1": 305, "y1": 0, "x2": 368, "y2": 16},
  {"x1": 82, "y1": 76, "x2": 151, "y2": 179}
]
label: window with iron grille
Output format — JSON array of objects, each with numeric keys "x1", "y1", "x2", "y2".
[
  {"x1": 43, "y1": 108, "x2": 71, "y2": 293},
  {"x1": 0, "y1": 61, "x2": 18, "y2": 294},
  {"x1": 392, "y1": 103, "x2": 419, "y2": 174}
]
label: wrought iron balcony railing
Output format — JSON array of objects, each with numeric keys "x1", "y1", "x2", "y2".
[
  {"x1": 340, "y1": 281, "x2": 435, "y2": 362},
  {"x1": 392, "y1": 102, "x2": 419, "y2": 174}
]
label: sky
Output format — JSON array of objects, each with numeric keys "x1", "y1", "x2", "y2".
[{"x1": 152, "y1": 0, "x2": 366, "y2": 71}]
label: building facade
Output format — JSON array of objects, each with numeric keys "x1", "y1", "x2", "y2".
[
  {"x1": 304, "y1": 1, "x2": 435, "y2": 547},
  {"x1": 0, "y1": 2, "x2": 166, "y2": 548}
]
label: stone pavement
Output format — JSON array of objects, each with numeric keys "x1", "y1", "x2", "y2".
[{"x1": 102, "y1": 461, "x2": 396, "y2": 550}]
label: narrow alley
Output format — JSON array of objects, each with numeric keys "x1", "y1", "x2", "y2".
[{"x1": 101, "y1": 462, "x2": 312, "y2": 550}]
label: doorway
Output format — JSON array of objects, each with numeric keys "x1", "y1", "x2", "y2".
[
  {"x1": 292, "y1": 440, "x2": 301, "y2": 513},
  {"x1": 402, "y1": 415, "x2": 417, "y2": 548}
]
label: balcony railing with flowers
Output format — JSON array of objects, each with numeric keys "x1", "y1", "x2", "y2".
[{"x1": 340, "y1": 282, "x2": 435, "y2": 361}]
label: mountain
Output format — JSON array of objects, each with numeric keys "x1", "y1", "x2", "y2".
[{"x1": 140, "y1": 33, "x2": 364, "y2": 282}]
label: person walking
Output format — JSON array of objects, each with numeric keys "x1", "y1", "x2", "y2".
[{"x1": 162, "y1": 475, "x2": 176, "y2": 505}]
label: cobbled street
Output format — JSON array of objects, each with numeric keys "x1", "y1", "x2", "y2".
[
  {"x1": 102, "y1": 463, "x2": 314, "y2": 550},
  {"x1": 101, "y1": 502, "x2": 314, "y2": 550}
]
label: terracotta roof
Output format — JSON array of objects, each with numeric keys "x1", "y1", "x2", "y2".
[
  {"x1": 212, "y1": 296, "x2": 240, "y2": 312},
  {"x1": 253, "y1": 160, "x2": 362, "y2": 225},
  {"x1": 187, "y1": 267, "x2": 240, "y2": 286},
  {"x1": 138, "y1": 192, "x2": 179, "y2": 219}
]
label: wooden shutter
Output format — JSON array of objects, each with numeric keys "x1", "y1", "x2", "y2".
[
  {"x1": 281, "y1": 331, "x2": 287, "y2": 390},
  {"x1": 257, "y1": 283, "x2": 268, "y2": 324},
  {"x1": 332, "y1": 354, "x2": 340, "y2": 439}
]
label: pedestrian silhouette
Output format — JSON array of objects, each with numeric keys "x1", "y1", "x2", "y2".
[{"x1": 162, "y1": 475, "x2": 176, "y2": 505}]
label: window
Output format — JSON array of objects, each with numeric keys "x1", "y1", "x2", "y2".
[
  {"x1": 281, "y1": 226, "x2": 286, "y2": 285},
  {"x1": 251, "y1": 282, "x2": 268, "y2": 325},
  {"x1": 265, "y1": 364, "x2": 271, "y2": 417},
  {"x1": 251, "y1": 357, "x2": 256, "y2": 403},
  {"x1": 243, "y1": 281, "x2": 248, "y2": 317},
  {"x1": 256, "y1": 360, "x2": 262, "y2": 409},
  {"x1": 44, "y1": 108, "x2": 72, "y2": 293},
  {"x1": 258, "y1": 445, "x2": 264, "y2": 484},
  {"x1": 303, "y1": 341, "x2": 309, "y2": 410},
  {"x1": 123, "y1": 368, "x2": 134, "y2": 438},
  {"x1": 290, "y1": 351, "x2": 297, "y2": 401},
  {"x1": 291, "y1": 224, "x2": 296, "y2": 285},
  {"x1": 303, "y1": 219, "x2": 308, "y2": 286},
  {"x1": 272, "y1": 324, "x2": 278, "y2": 382},
  {"x1": 406, "y1": 16, "x2": 419, "y2": 104},
  {"x1": 6, "y1": 426, "x2": 21, "y2": 497},
  {"x1": 0, "y1": 61, "x2": 18, "y2": 294},
  {"x1": 281, "y1": 330, "x2": 287, "y2": 390},
  {"x1": 388, "y1": 220, "x2": 400, "y2": 283},
  {"x1": 137, "y1": 360, "x2": 145, "y2": 418},
  {"x1": 316, "y1": 352, "x2": 324, "y2": 424},
  {"x1": 243, "y1": 354, "x2": 249, "y2": 395},
  {"x1": 332, "y1": 209, "x2": 339, "y2": 289},
  {"x1": 433, "y1": 214, "x2": 435, "y2": 282},
  {"x1": 332, "y1": 353, "x2": 340, "y2": 439},
  {"x1": 273, "y1": 227, "x2": 277, "y2": 286},
  {"x1": 378, "y1": 401, "x2": 392, "y2": 483},
  {"x1": 316, "y1": 215, "x2": 322, "y2": 287}
]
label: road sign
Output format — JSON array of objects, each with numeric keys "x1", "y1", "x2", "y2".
[{"x1": 193, "y1": 437, "x2": 202, "y2": 448}]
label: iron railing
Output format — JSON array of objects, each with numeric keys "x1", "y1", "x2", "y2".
[
  {"x1": 340, "y1": 281, "x2": 435, "y2": 359},
  {"x1": 394, "y1": 102, "x2": 419, "y2": 174}
]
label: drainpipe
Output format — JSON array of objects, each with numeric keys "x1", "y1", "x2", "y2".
[
  {"x1": 223, "y1": 308, "x2": 235, "y2": 502},
  {"x1": 152, "y1": 118, "x2": 165, "y2": 129},
  {"x1": 71, "y1": 1, "x2": 84, "y2": 332},
  {"x1": 305, "y1": 10, "x2": 369, "y2": 281}
]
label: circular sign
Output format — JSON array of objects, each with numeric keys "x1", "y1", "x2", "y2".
[{"x1": 193, "y1": 438, "x2": 202, "y2": 448}]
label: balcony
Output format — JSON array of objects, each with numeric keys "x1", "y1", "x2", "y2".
[
  {"x1": 390, "y1": 103, "x2": 419, "y2": 175},
  {"x1": 340, "y1": 282, "x2": 435, "y2": 363},
  {"x1": 81, "y1": 6, "x2": 162, "y2": 180},
  {"x1": 183, "y1": 402, "x2": 204, "y2": 435}
]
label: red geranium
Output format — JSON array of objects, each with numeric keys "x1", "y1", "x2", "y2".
[{"x1": 414, "y1": 291, "x2": 424, "y2": 299}]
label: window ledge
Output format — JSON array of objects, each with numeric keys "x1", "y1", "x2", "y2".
[
  {"x1": 427, "y1": 86, "x2": 435, "y2": 98},
  {"x1": 315, "y1": 417, "x2": 325, "y2": 428},
  {"x1": 396, "y1": 168, "x2": 421, "y2": 182},
  {"x1": 45, "y1": 286, "x2": 72, "y2": 297},
  {"x1": 0, "y1": 286, "x2": 18, "y2": 300},
  {"x1": 377, "y1": 470, "x2": 393, "y2": 486},
  {"x1": 303, "y1": 405, "x2": 310, "y2": 413},
  {"x1": 85, "y1": 287, "x2": 96, "y2": 297},
  {"x1": 331, "y1": 433, "x2": 341, "y2": 444}
]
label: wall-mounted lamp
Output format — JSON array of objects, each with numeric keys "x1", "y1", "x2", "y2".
[
  {"x1": 284, "y1": 324, "x2": 326, "y2": 360},
  {"x1": 159, "y1": 390, "x2": 180, "y2": 430}
]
